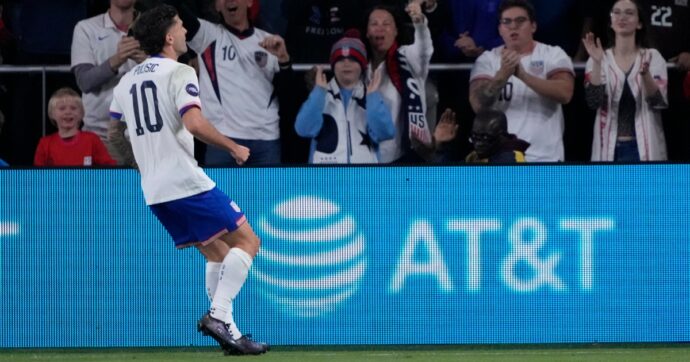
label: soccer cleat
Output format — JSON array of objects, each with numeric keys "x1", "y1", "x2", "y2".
[
  {"x1": 223, "y1": 334, "x2": 269, "y2": 355},
  {"x1": 196, "y1": 313, "x2": 238, "y2": 352}
]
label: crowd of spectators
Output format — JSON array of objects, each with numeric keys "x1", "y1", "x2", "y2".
[{"x1": 0, "y1": 0, "x2": 688, "y2": 166}]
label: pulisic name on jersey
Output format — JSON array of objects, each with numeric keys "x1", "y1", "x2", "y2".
[{"x1": 133, "y1": 63, "x2": 160, "y2": 76}]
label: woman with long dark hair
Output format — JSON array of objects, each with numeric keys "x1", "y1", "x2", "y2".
[
  {"x1": 582, "y1": 0, "x2": 668, "y2": 161},
  {"x1": 364, "y1": 1, "x2": 434, "y2": 163}
]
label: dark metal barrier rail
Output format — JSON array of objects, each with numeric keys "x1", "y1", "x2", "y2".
[{"x1": 0, "y1": 63, "x2": 678, "y2": 136}]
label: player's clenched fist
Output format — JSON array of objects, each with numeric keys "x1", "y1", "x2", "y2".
[{"x1": 231, "y1": 144, "x2": 251, "y2": 166}]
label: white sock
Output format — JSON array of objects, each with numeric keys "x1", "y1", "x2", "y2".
[
  {"x1": 209, "y1": 248, "x2": 253, "y2": 339},
  {"x1": 205, "y1": 262, "x2": 222, "y2": 302},
  {"x1": 207, "y1": 261, "x2": 242, "y2": 338}
]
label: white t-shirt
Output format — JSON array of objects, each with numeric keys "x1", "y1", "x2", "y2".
[
  {"x1": 71, "y1": 12, "x2": 138, "y2": 139},
  {"x1": 188, "y1": 20, "x2": 280, "y2": 140},
  {"x1": 470, "y1": 42, "x2": 574, "y2": 162},
  {"x1": 110, "y1": 57, "x2": 215, "y2": 205}
]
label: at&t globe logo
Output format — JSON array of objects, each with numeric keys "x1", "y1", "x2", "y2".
[{"x1": 252, "y1": 196, "x2": 367, "y2": 318}]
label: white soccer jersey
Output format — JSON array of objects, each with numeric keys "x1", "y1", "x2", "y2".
[
  {"x1": 188, "y1": 20, "x2": 280, "y2": 141},
  {"x1": 71, "y1": 12, "x2": 138, "y2": 139},
  {"x1": 470, "y1": 42, "x2": 574, "y2": 162},
  {"x1": 110, "y1": 57, "x2": 215, "y2": 205},
  {"x1": 586, "y1": 48, "x2": 668, "y2": 161}
]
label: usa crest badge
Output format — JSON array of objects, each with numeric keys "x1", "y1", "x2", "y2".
[
  {"x1": 255, "y1": 51, "x2": 268, "y2": 68},
  {"x1": 529, "y1": 60, "x2": 544, "y2": 75}
]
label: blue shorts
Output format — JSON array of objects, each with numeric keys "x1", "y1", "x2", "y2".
[{"x1": 149, "y1": 187, "x2": 247, "y2": 249}]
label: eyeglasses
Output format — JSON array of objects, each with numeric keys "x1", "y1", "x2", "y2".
[
  {"x1": 469, "y1": 132, "x2": 496, "y2": 143},
  {"x1": 610, "y1": 9, "x2": 637, "y2": 18},
  {"x1": 499, "y1": 16, "x2": 529, "y2": 27}
]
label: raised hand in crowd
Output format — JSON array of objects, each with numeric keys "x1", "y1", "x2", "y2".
[
  {"x1": 433, "y1": 108, "x2": 459, "y2": 145},
  {"x1": 304, "y1": 66, "x2": 317, "y2": 92},
  {"x1": 405, "y1": 1, "x2": 425, "y2": 24},
  {"x1": 670, "y1": 52, "x2": 690, "y2": 72},
  {"x1": 497, "y1": 48, "x2": 521, "y2": 81},
  {"x1": 109, "y1": 36, "x2": 143, "y2": 71},
  {"x1": 582, "y1": 32, "x2": 605, "y2": 86},
  {"x1": 314, "y1": 66, "x2": 328, "y2": 89},
  {"x1": 581, "y1": 32, "x2": 604, "y2": 63},
  {"x1": 639, "y1": 50, "x2": 652, "y2": 76},
  {"x1": 259, "y1": 35, "x2": 290, "y2": 63},
  {"x1": 638, "y1": 50, "x2": 662, "y2": 104},
  {"x1": 455, "y1": 31, "x2": 485, "y2": 58}
]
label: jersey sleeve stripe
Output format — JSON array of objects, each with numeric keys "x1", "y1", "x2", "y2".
[
  {"x1": 469, "y1": 75, "x2": 494, "y2": 83},
  {"x1": 179, "y1": 103, "x2": 202, "y2": 117},
  {"x1": 110, "y1": 111, "x2": 123, "y2": 120},
  {"x1": 547, "y1": 68, "x2": 575, "y2": 78}
]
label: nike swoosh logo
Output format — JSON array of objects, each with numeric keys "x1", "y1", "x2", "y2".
[{"x1": 97, "y1": 35, "x2": 109, "y2": 41}]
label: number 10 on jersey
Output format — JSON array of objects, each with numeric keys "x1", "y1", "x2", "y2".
[{"x1": 129, "y1": 80, "x2": 164, "y2": 136}]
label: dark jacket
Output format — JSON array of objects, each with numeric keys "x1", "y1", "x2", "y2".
[{"x1": 465, "y1": 134, "x2": 530, "y2": 163}]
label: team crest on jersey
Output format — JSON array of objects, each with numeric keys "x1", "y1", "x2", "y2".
[
  {"x1": 255, "y1": 51, "x2": 268, "y2": 68},
  {"x1": 529, "y1": 60, "x2": 544, "y2": 74},
  {"x1": 675, "y1": 0, "x2": 687, "y2": 7},
  {"x1": 185, "y1": 84, "x2": 199, "y2": 97}
]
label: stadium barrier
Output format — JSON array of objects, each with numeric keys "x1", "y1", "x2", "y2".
[
  {"x1": 2, "y1": 62, "x2": 672, "y2": 137},
  {"x1": 1, "y1": 165, "x2": 688, "y2": 347}
]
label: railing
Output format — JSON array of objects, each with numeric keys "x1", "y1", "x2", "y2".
[
  {"x1": 0, "y1": 62, "x2": 676, "y2": 137},
  {"x1": 0, "y1": 65, "x2": 72, "y2": 137}
]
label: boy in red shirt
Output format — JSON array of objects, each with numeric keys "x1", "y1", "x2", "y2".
[{"x1": 34, "y1": 88, "x2": 116, "y2": 166}]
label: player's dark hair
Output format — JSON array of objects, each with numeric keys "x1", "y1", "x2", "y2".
[
  {"x1": 130, "y1": 4, "x2": 178, "y2": 55},
  {"x1": 498, "y1": 0, "x2": 536, "y2": 22}
]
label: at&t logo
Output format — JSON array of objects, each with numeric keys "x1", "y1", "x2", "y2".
[{"x1": 253, "y1": 196, "x2": 367, "y2": 318}]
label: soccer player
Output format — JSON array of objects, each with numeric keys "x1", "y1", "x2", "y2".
[
  {"x1": 107, "y1": 5, "x2": 267, "y2": 355},
  {"x1": 469, "y1": 0, "x2": 574, "y2": 162}
]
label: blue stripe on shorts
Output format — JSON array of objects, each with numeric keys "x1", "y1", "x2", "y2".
[{"x1": 149, "y1": 187, "x2": 246, "y2": 248}]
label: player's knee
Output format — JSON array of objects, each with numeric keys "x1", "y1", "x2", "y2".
[{"x1": 245, "y1": 234, "x2": 261, "y2": 257}]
